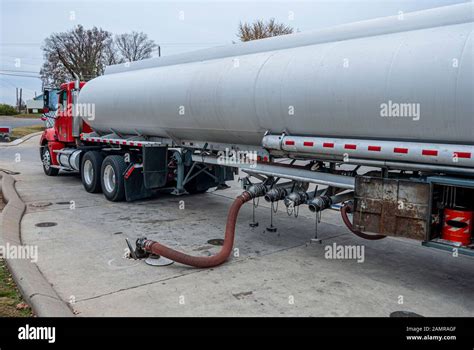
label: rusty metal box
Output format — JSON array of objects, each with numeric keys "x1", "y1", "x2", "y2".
[{"x1": 353, "y1": 176, "x2": 431, "y2": 240}]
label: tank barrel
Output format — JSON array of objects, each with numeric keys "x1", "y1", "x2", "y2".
[{"x1": 78, "y1": 3, "x2": 474, "y2": 150}]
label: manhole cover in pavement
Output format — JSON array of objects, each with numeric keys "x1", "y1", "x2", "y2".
[
  {"x1": 207, "y1": 238, "x2": 224, "y2": 246},
  {"x1": 35, "y1": 222, "x2": 57, "y2": 228},
  {"x1": 390, "y1": 311, "x2": 424, "y2": 317},
  {"x1": 30, "y1": 202, "x2": 52, "y2": 208}
]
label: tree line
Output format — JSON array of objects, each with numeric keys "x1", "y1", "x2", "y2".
[{"x1": 40, "y1": 26, "x2": 157, "y2": 86}]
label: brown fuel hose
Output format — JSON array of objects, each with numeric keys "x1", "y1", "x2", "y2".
[
  {"x1": 141, "y1": 191, "x2": 253, "y2": 268},
  {"x1": 340, "y1": 202, "x2": 386, "y2": 240}
]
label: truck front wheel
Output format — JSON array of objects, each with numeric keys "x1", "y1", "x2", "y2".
[
  {"x1": 100, "y1": 155, "x2": 126, "y2": 202},
  {"x1": 41, "y1": 146, "x2": 59, "y2": 176},
  {"x1": 81, "y1": 151, "x2": 103, "y2": 193}
]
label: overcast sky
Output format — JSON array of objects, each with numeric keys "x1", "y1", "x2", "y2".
[{"x1": 0, "y1": 0, "x2": 469, "y2": 105}]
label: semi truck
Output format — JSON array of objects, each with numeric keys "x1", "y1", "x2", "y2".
[{"x1": 40, "y1": 3, "x2": 474, "y2": 267}]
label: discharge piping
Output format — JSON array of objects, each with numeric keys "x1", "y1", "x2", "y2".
[{"x1": 340, "y1": 202, "x2": 386, "y2": 240}]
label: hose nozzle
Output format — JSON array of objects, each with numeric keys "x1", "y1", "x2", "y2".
[{"x1": 126, "y1": 237, "x2": 149, "y2": 260}]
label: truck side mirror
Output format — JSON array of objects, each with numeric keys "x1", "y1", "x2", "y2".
[{"x1": 43, "y1": 89, "x2": 50, "y2": 113}]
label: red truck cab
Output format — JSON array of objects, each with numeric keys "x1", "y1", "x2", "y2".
[{"x1": 40, "y1": 81, "x2": 91, "y2": 175}]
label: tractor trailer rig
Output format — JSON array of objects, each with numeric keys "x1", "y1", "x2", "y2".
[{"x1": 40, "y1": 3, "x2": 474, "y2": 266}]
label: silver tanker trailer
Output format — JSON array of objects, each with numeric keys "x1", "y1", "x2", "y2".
[{"x1": 40, "y1": 2, "x2": 474, "y2": 266}]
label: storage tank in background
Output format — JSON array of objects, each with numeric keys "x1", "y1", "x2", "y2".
[{"x1": 78, "y1": 2, "x2": 474, "y2": 146}]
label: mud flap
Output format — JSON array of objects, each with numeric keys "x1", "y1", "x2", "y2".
[
  {"x1": 143, "y1": 145, "x2": 168, "y2": 189},
  {"x1": 124, "y1": 165, "x2": 153, "y2": 202}
]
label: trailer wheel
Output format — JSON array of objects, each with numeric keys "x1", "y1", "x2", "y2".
[
  {"x1": 184, "y1": 180, "x2": 210, "y2": 194},
  {"x1": 183, "y1": 165, "x2": 211, "y2": 194},
  {"x1": 81, "y1": 151, "x2": 103, "y2": 193},
  {"x1": 101, "y1": 155, "x2": 126, "y2": 202},
  {"x1": 41, "y1": 146, "x2": 59, "y2": 176}
]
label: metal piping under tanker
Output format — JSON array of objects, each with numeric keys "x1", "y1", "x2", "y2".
[{"x1": 78, "y1": 3, "x2": 474, "y2": 148}]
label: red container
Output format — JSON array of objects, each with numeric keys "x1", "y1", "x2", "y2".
[{"x1": 442, "y1": 208, "x2": 473, "y2": 245}]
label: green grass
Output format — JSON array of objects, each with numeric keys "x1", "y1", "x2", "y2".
[
  {"x1": 0, "y1": 259, "x2": 31, "y2": 317},
  {"x1": 0, "y1": 193, "x2": 32, "y2": 316},
  {"x1": 10, "y1": 125, "x2": 45, "y2": 140}
]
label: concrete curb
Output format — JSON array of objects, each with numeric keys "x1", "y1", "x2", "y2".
[
  {"x1": 0, "y1": 132, "x2": 42, "y2": 147},
  {"x1": 0, "y1": 172, "x2": 74, "y2": 317}
]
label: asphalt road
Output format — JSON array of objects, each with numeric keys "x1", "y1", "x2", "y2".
[
  {"x1": 0, "y1": 116, "x2": 43, "y2": 129},
  {"x1": 1, "y1": 136, "x2": 473, "y2": 317}
]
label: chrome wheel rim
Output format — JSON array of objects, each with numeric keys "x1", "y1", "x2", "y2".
[
  {"x1": 83, "y1": 159, "x2": 94, "y2": 185},
  {"x1": 103, "y1": 164, "x2": 116, "y2": 193}
]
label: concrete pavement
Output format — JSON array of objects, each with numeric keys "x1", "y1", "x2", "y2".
[
  {"x1": 0, "y1": 173, "x2": 73, "y2": 316},
  {"x1": 1, "y1": 135, "x2": 474, "y2": 316}
]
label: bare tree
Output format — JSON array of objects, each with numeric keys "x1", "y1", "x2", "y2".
[
  {"x1": 238, "y1": 18, "x2": 294, "y2": 42},
  {"x1": 40, "y1": 27, "x2": 157, "y2": 87},
  {"x1": 103, "y1": 39, "x2": 125, "y2": 66},
  {"x1": 40, "y1": 25, "x2": 113, "y2": 87},
  {"x1": 114, "y1": 31, "x2": 157, "y2": 62},
  {"x1": 40, "y1": 58, "x2": 70, "y2": 88}
]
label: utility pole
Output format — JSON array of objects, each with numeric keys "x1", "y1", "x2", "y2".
[
  {"x1": 16, "y1": 88, "x2": 19, "y2": 112},
  {"x1": 19, "y1": 88, "x2": 23, "y2": 113},
  {"x1": 157, "y1": 45, "x2": 161, "y2": 57}
]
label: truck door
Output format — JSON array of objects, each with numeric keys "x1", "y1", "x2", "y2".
[{"x1": 55, "y1": 89, "x2": 74, "y2": 143}]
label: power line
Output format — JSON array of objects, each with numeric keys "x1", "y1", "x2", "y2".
[
  {"x1": 0, "y1": 69, "x2": 40, "y2": 74},
  {"x1": 0, "y1": 42, "x2": 229, "y2": 46},
  {"x1": 158, "y1": 42, "x2": 229, "y2": 46},
  {"x1": 0, "y1": 43, "x2": 42, "y2": 46},
  {"x1": 0, "y1": 72, "x2": 40, "y2": 79},
  {"x1": 0, "y1": 55, "x2": 44, "y2": 61}
]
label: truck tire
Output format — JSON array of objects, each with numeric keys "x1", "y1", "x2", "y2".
[
  {"x1": 81, "y1": 151, "x2": 103, "y2": 193},
  {"x1": 100, "y1": 155, "x2": 126, "y2": 202},
  {"x1": 41, "y1": 146, "x2": 60, "y2": 176},
  {"x1": 184, "y1": 178, "x2": 210, "y2": 194},
  {"x1": 183, "y1": 165, "x2": 212, "y2": 194}
]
